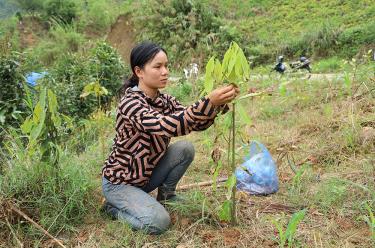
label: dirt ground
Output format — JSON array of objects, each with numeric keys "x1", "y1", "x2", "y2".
[{"x1": 106, "y1": 14, "x2": 136, "y2": 65}]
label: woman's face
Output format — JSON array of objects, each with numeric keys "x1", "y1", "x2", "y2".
[{"x1": 136, "y1": 51, "x2": 169, "y2": 90}]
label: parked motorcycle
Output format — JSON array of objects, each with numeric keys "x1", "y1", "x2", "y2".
[{"x1": 289, "y1": 56, "x2": 312, "y2": 73}]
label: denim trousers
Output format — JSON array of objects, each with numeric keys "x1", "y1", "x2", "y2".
[{"x1": 102, "y1": 140, "x2": 195, "y2": 234}]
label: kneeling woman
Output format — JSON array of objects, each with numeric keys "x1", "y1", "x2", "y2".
[{"x1": 101, "y1": 42, "x2": 239, "y2": 234}]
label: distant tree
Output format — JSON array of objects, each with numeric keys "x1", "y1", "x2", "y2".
[
  {"x1": 12, "y1": 0, "x2": 44, "y2": 13},
  {"x1": 44, "y1": 0, "x2": 77, "y2": 24}
]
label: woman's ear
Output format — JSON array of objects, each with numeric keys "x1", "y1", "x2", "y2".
[{"x1": 134, "y1": 66, "x2": 143, "y2": 79}]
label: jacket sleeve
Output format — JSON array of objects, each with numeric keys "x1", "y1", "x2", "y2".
[
  {"x1": 168, "y1": 95, "x2": 229, "y2": 132},
  {"x1": 120, "y1": 96, "x2": 220, "y2": 137}
]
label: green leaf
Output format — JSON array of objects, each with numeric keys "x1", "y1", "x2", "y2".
[
  {"x1": 204, "y1": 78, "x2": 214, "y2": 94},
  {"x1": 21, "y1": 117, "x2": 33, "y2": 134},
  {"x1": 30, "y1": 88, "x2": 47, "y2": 145},
  {"x1": 227, "y1": 68, "x2": 237, "y2": 82},
  {"x1": 270, "y1": 217, "x2": 286, "y2": 247},
  {"x1": 225, "y1": 174, "x2": 237, "y2": 199},
  {"x1": 204, "y1": 57, "x2": 216, "y2": 93},
  {"x1": 234, "y1": 55, "x2": 243, "y2": 79},
  {"x1": 213, "y1": 59, "x2": 223, "y2": 82},
  {"x1": 222, "y1": 45, "x2": 232, "y2": 69},
  {"x1": 218, "y1": 200, "x2": 232, "y2": 221},
  {"x1": 237, "y1": 103, "x2": 251, "y2": 125},
  {"x1": 205, "y1": 57, "x2": 215, "y2": 76},
  {"x1": 48, "y1": 89, "x2": 61, "y2": 126},
  {"x1": 240, "y1": 55, "x2": 250, "y2": 80},
  {"x1": 80, "y1": 92, "x2": 91, "y2": 98},
  {"x1": 285, "y1": 209, "x2": 306, "y2": 246}
]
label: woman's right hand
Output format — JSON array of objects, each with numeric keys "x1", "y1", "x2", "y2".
[{"x1": 207, "y1": 84, "x2": 240, "y2": 106}]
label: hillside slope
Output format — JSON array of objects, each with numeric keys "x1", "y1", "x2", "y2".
[{"x1": 207, "y1": 0, "x2": 375, "y2": 61}]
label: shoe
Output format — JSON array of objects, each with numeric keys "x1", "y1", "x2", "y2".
[{"x1": 156, "y1": 184, "x2": 185, "y2": 203}]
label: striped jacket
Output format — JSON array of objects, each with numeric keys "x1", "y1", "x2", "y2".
[{"x1": 102, "y1": 86, "x2": 226, "y2": 187}]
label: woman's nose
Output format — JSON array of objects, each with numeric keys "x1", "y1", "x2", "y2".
[{"x1": 162, "y1": 66, "x2": 169, "y2": 76}]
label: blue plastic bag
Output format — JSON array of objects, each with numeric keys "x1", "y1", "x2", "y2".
[
  {"x1": 235, "y1": 141, "x2": 279, "y2": 195},
  {"x1": 25, "y1": 71, "x2": 48, "y2": 87}
]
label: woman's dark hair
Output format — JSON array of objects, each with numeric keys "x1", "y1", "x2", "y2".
[{"x1": 119, "y1": 42, "x2": 166, "y2": 97}]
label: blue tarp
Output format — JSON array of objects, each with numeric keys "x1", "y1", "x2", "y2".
[{"x1": 25, "y1": 72, "x2": 48, "y2": 86}]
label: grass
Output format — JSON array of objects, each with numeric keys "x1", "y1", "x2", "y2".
[{"x1": 206, "y1": 0, "x2": 375, "y2": 62}]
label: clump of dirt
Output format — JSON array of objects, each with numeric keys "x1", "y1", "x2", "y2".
[
  {"x1": 17, "y1": 16, "x2": 47, "y2": 50},
  {"x1": 106, "y1": 14, "x2": 136, "y2": 65}
]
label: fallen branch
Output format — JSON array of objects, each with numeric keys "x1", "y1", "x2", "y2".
[
  {"x1": 7, "y1": 202, "x2": 67, "y2": 248},
  {"x1": 177, "y1": 177, "x2": 228, "y2": 190},
  {"x1": 5, "y1": 217, "x2": 24, "y2": 248}
]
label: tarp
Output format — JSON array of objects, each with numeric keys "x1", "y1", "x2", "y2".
[{"x1": 25, "y1": 72, "x2": 48, "y2": 86}]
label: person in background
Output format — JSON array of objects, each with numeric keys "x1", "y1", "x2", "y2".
[
  {"x1": 272, "y1": 55, "x2": 286, "y2": 74},
  {"x1": 101, "y1": 42, "x2": 239, "y2": 234}
]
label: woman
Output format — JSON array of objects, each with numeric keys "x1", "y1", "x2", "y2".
[{"x1": 102, "y1": 42, "x2": 239, "y2": 234}]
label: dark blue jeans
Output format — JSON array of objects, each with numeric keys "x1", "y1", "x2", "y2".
[{"x1": 102, "y1": 140, "x2": 195, "y2": 234}]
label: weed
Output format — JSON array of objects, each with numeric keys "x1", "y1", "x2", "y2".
[
  {"x1": 314, "y1": 178, "x2": 348, "y2": 213},
  {"x1": 270, "y1": 209, "x2": 307, "y2": 247}
]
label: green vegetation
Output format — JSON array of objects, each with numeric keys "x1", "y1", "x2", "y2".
[{"x1": 0, "y1": 0, "x2": 374, "y2": 247}]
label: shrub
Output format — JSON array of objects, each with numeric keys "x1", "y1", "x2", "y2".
[
  {"x1": 43, "y1": 42, "x2": 125, "y2": 119},
  {"x1": 338, "y1": 22, "x2": 375, "y2": 58},
  {"x1": 46, "y1": 53, "x2": 97, "y2": 119},
  {"x1": 0, "y1": 51, "x2": 27, "y2": 126},
  {"x1": 83, "y1": 0, "x2": 117, "y2": 31},
  {"x1": 134, "y1": 0, "x2": 244, "y2": 67},
  {"x1": 164, "y1": 78, "x2": 193, "y2": 104},
  {"x1": 89, "y1": 41, "x2": 126, "y2": 107},
  {"x1": 44, "y1": 0, "x2": 77, "y2": 24},
  {"x1": 280, "y1": 22, "x2": 341, "y2": 57}
]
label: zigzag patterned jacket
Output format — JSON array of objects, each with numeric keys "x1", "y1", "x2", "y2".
[{"x1": 102, "y1": 86, "x2": 226, "y2": 187}]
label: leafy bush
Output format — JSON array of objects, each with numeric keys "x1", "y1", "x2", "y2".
[
  {"x1": 280, "y1": 22, "x2": 341, "y2": 57},
  {"x1": 44, "y1": 0, "x2": 77, "y2": 24},
  {"x1": 83, "y1": 0, "x2": 117, "y2": 31},
  {"x1": 89, "y1": 42, "x2": 126, "y2": 107},
  {"x1": 42, "y1": 42, "x2": 125, "y2": 119},
  {"x1": 46, "y1": 53, "x2": 97, "y2": 119},
  {"x1": 134, "y1": 0, "x2": 244, "y2": 67},
  {"x1": 0, "y1": 51, "x2": 27, "y2": 126},
  {"x1": 164, "y1": 79, "x2": 193, "y2": 104},
  {"x1": 338, "y1": 22, "x2": 375, "y2": 58}
]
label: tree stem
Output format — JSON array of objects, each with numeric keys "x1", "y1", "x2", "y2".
[{"x1": 231, "y1": 102, "x2": 237, "y2": 225}]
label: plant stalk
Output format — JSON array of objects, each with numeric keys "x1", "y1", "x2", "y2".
[{"x1": 231, "y1": 102, "x2": 237, "y2": 225}]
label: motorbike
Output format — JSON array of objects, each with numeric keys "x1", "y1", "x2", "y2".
[{"x1": 271, "y1": 56, "x2": 312, "y2": 78}]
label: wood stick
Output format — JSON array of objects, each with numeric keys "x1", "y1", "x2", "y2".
[
  {"x1": 177, "y1": 177, "x2": 228, "y2": 190},
  {"x1": 5, "y1": 217, "x2": 24, "y2": 248},
  {"x1": 8, "y1": 203, "x2": 67, "y2": 248}
]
